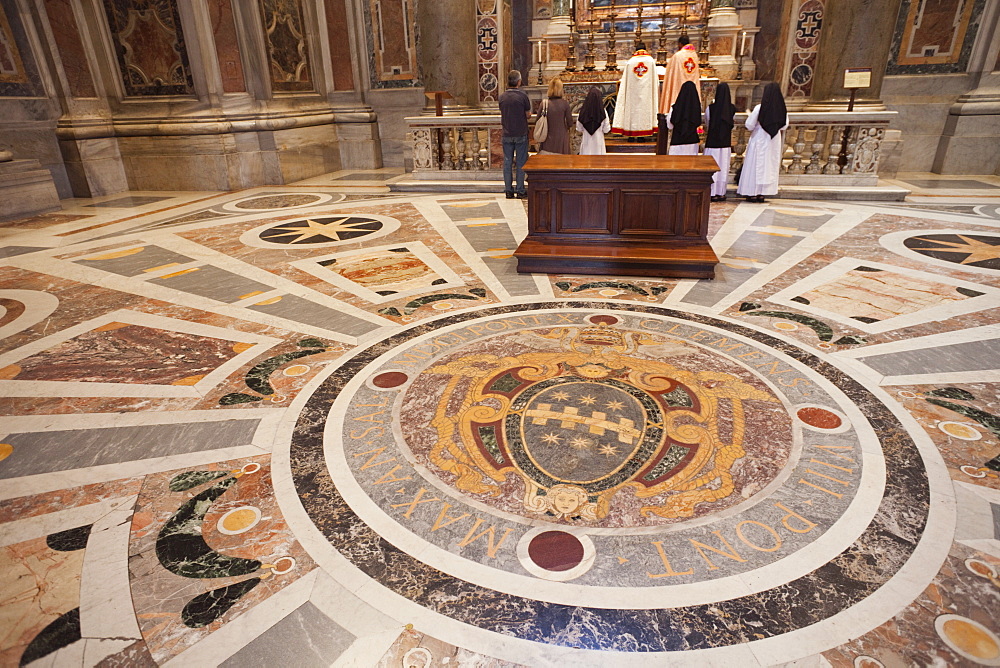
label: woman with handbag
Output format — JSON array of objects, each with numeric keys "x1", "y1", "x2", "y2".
[{"x1": 536, "y1": 77, "x2": 573, "y2": 154}]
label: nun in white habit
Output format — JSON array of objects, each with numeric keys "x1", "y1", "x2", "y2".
[{"x1": 737, "y1": 82, "x2": 789, "y2": 203}]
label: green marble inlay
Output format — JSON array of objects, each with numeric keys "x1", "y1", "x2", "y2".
[
  {"x1": 402, "y1": 293, "x2": 481, "y2": 315},
  {"x1": 181, "y1": 578, "x2": 261, "y2": 628},
  {"x1": 662, "y1": 387, "x2": 693, "y2": 407},
  {"x1": 297, "y1": 338, "x2": 325, "y2": 348},
  {"x1": 571, "y1": 281, "x2": 649, "y2": 296},
  {"x1": 46, "y1": 525, "x2": 91, "y2": 552},
  {"x1": 742, "y1": 310, "x2": 835, "y2": 342},
  {"x1": 478, "y1": 425, "x2": 506, "y2": 465},
  {"x1": 489, "y1": 372, "x2": 522, "y2": 394},
  {"x1": 245, "y1": 348, "x2": 326, "y2": 395},
  {"x1": 925, "y1": 399, "x2": 1000, "y2": 440},
  {"x1": 156, "y1": 476, "x2": 262, "y2": 579},
  {"x1": 379, "y1": 307, "x2": 403, "y2": 317},
  {"x1": 833, "y1": 335, "x2": 867, "y2": 346},
  {"x1": 739, "y1": 302, "x2": 761, "y2": 312},
  {"x1": 19, "y1": 608, "x2": 80, "y2": 666},
  {"x1": 926, "y1": 387, "x2": 976, "y2": 401},
  {"x1": 643, "y1": 444, "x2": 690, "y2": 482},
  {"x1": 170, "y1": 470, "x2": 229, "y2": 492},
  {"x1": 219, "y1": 392, "x2": 264, "y2": 405}
]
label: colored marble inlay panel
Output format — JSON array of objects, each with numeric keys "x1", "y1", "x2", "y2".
[
  {"x1": 43, "y1": 0, "x2": 97, "y2": 97},
  {"x1": 101, "y1": 0, "x2": 195, "y2": 96},
  {"x1": 365, "y1": 0, "x2": 416, "y2": 83},
  {"x1": 795, "y1": 266, "x2": 980, "y2": 322},
  {"x1": 324, "y1": 0, "x2": 354, "y2": 90},
  {"x1": 0, "y1": 535, "x2": 86, "y2": 666},
  {"x1": 0, "y1": 2, "x2": 43, "y2": 96},
  {"x1": 786, "y1": 0, "x2": 823, "y2": 99},
  {"x1": 129, "y1": 457, "x2": 315, "y2": 663},
  {"x1": 3, "y1": 323, "x2": 247, "y2": 385},
  {"x1": 208, "y1": 0, "x2": 246, "y2": 93},
  {"x1": 258, "y1": 0, "x2": 313, "y2": 91},
  {"x1": 477, "y1": 0, "x2": 500, "y2": 103},
  {"x1": 319, "y1": 249, "x2": 442, "y2": 294},
  {"x1": 888, "y1": 0, "x2": 988, "y2": 74}
]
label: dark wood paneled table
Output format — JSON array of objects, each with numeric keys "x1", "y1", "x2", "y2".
[{"x1": 513, "y1": 154, "x2": 720, "y2": 279}]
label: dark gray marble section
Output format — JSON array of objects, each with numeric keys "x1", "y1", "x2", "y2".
[
  {"x1": 82, "y1": 196, "x2": 171, "y2": 208},
  {"x1": 902, "y1": 179, "x2": 998, "y2": 190},
  {"x1": 482, "y1": 256, "x2": 541, "y2": 297},
  {"x1": 248, "y1": 295, "x2": 381, "y2": 337},
  {"x1": 219, "y1": 602, "x2": 354, "y2": 668},
  {"x1": 0, "y1": 419, "x2": 261, "y2": 478},
  {"x1": 992, "y1": 503, "x2": 1000, "y2": 540},
  {"x1": 77, "y1": 247, "x2": 194, "y2": 277},
  {"x1": 457, "y1": 224, "x2": 519, "y2": 253},
  {"x1": 0, "y1": 246, "x2": 48, "y2": 259},
  {"x1": 860, "y1": 338, "x2": 1000, "y2": 376},
  {"x1": 153, "y1": 265, "x2": 273, "y2": 302}
]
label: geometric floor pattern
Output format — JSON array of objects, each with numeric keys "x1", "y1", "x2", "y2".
[{"x1": 1, "y1": 175, "x2": 999, "y2": 667}]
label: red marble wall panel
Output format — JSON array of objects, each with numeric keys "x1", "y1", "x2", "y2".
[
  {"x1": 369, "y1": 0, "x2": 416, "y2": 81},
  {"x1": 44, "y1": 0, "x2": 96, "y2": 97},
  {"x1": 324, "y1": 0, "x2": 354, "y2": 90},
  {"x1": 101, "y1": 0, "x2": 194, "y2": 96},
  {"x1": 208, "y1": 0, "x2": 245, "y2": 93}
]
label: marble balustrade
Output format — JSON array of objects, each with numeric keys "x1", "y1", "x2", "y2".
[{"x1": 406, "y1": 111, "x2": 897, "y2": 186}]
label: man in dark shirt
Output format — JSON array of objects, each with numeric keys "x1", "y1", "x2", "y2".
[{"x1": 498, "y1": 70, "x2": 532, "y2": 199}]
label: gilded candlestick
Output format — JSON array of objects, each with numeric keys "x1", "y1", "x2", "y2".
[{"x1": 584, "y1": 18, "x2": 597, "y2": 71}]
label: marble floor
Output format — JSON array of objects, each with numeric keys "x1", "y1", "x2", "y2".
[{"x1": 1, "y1": 172, "x2": 999, "y2": 667}]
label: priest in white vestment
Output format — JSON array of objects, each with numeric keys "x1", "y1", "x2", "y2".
[
  {"x1": 737, "y1": 82, "x2": 789, "y2": 202},
  {"x1": 611, "y1": 45, "x2": 658, "y2": 138},
  {"x1": 659, "y1": 35, "x2": 701, "y2": 114}
]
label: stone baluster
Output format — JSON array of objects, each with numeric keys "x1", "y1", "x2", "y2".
[
  {"x1": 787, "y1": 126, "x2": 807, "y2": 174},
  {"x1": 442, "y1": 128, "x2": 456, "y2": 170},
  {"x1": 844, "y1": 127, "x2": 858, "y2": 175},
  {"x1": 806, "y1": 125, "x2": 824, "y2": 174},
  {"x1": 456, "y1": 130, "x2": 467, "y2": 170},
  {"x1": 470, "y1": 128, "x2": 482, "y2": 171},
  {"x1": 823, "y1": 125, "x2": 841, "y2": 174},
  {"x1": 480, "y1": 129, "x2": 491, "y2": 169}
]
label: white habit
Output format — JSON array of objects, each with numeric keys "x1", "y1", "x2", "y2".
[
  {"x1": 737, "y1": 104, "x2": 788, "y2": 197},
  {"x1": 576, "y1": 113, "x2": 611, "y2": 155},
  {"x1": 611, "y1": 51, "x2": 658, "y2": 137}
]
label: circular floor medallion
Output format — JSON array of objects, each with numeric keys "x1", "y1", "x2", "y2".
[{"x1": 288, "y1": 302, "x2": 939, "y2": 654}]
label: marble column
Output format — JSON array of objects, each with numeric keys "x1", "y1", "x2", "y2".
[
  {"x1": 805, "y1": 0, "x2": 904, "y2": 110},
  {"x1": 417, "y1": 0, "x2": 478, "y2": 108}
]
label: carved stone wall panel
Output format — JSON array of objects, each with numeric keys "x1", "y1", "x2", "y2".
[
  {"x1": 887, "y1": 0, "x2": 987, "y2": 74},
  {"x1": 363, "y1": 0, "x2": 417, "y2": 85},
  {"x1": 324, "y1": 0, "x2": 354, "y2": 90},
  {"x1": 43, "y1": 0, "x2": 97, "y2": 97},
  {"x1": 258, "y1": 0, "x2": 313, "y2": 92},
  {"x1": 0, "y1": 0, "x2": 44, "y2": 96},
  {"x1": 208, "y1": 0, "x2": 246, "y2": 93},
  {"x1": 101, "y1": 0, "x2": 194, "y2": 96}
]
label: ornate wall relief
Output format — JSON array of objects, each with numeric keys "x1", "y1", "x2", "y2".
[
  {"x1": 0, "y1": 0, "x2": 44, "y2": 97},
  {"x1": 101, "y1": 0, "x2": 194, "y2": 96},
  {"x1": 887, "y1": 0, "x2": 988, "y2": 74},
  {"x1": 360, "y1": 0, "x2": 417, "y2": 88},
  {"x1": 786, "y1": 0, "x2": 823, "y2": 100},
  {"x1": 258, "y1": 0, "x2": 313, "y2": 92}
]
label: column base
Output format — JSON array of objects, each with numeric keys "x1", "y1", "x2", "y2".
[{"x1": 0, "y1": 159, "x2": 61, "y2": 221}]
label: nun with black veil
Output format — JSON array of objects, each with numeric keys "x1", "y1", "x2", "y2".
[
  {"x1": 704, "y1": 82, "x2": 736, "y2": 201},
  {"x1": 737, "y1": 82, "x2": 789, "y2": 203},
  {"x1": 665, "y1": 81, "x2": 702, "y2": 156},
  {"x1": 576, "y1": 87, "x2": 611, "y2": 155}
]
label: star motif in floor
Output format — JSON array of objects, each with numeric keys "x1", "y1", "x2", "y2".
[
  {"x1": 906, "y1": 233, "x2": 1000, "y2": 269},
  {"x1": 258, "y1": 217, "x2": 383, "y2": 244}
]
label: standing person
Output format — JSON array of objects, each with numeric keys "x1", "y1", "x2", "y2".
[
  {"x1": 659, "y1": 34, "x2": 701, "y2": 114},
  {"x1": 665, "y1": 81, "x2": 701, "y2": 155},
  {"x1": 611, "y1": 43, "x2": 658, "y2": 140},
  {"x1": 704, "y1": 82, "x2": 736, "y2": 201},
  {"x1": 737, "y1": 82, "x2": 789, "y2": 203},
  {"x1": 576, "y1": 87, "x2": 611, "y2": 155},
  {"x1": 499, "y1": 70, "x2": 531, "y2": 199},
  {"x1": 538, "y1": 77, "x2": 573, "y2": 154}
]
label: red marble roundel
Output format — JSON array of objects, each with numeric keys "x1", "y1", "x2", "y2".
[
  {"x1": 797, "y1": 407, "x2": 842, "y2": 429},
  {"x1": 528, "y1": 531, "x2": 585, "y2": 572},
  {"x1": 588, "y1": 315, "x2": 619, "y2": 326},
  {"x1": 373, "y1": 372, "x2": 408, "y2": 388}
]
